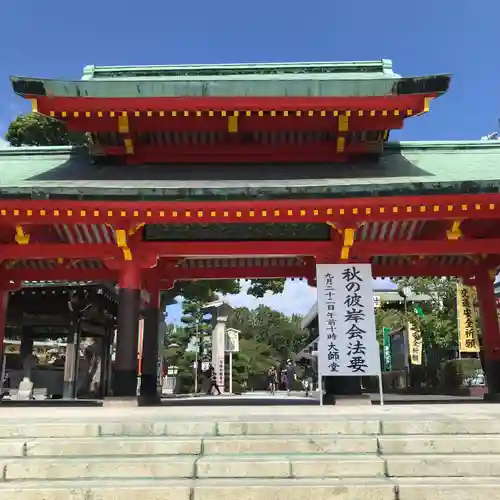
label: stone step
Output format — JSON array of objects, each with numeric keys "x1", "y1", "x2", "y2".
[
  {"x1": 1, "y1": 455, "x2": 385, "y2": 480},
  {"x1": 6, "y1": 433, "x2": 500, "y2": 458},
  {"x1": 0, "y1": 420, "x2": 382, "y2": 438},
  {"x1": 379, "y1": 434, "x2": 500, "y2": 454},
  {"x1": 202, "y1": 435, "x2": 378, "y2": 454},
  {"x1": 2, "y1": 418, "x2": 499, "y2": 439},
  {"x1": 196, "y1": 455, "x2": 385, "y2": 478},
  {"x1": 0, "y1": 440, "x2": 26, "y2": 457},
  {"x1": 397, "y1": 477, "x2": 500, "y2": 500},
  {"x1": 22, "y1": 437, "x2": 202, "y2": 457},
  {"x1": 3, "y1": 456, "x2": 197, "y2": 480},
  {"x1": 4, "y1": 477, "x2": 500, "y2": 500},
  {"x1": 381, "y1": 419, "x2": 500, "y2": 435},
  {"x1": 215, "y1": 420, "x2": 381, "y2": 435},
  {"x1": 0, "y1": 478, "x2": 396, "y2": 500},
  {"x1": 0, "y1": 423, "x2": 101, "y2": 438},
  {"x1": 0, "y1": 435, "x2": 379, "y2": 458},
  {"x1": 386, "y1": 454, "x2": 500, "y2": 477}
]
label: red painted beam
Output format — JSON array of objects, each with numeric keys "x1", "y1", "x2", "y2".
[
  {"x1": 172, "y1": 262, "x2": 483, "y2": 280},
  {"x1": 1, "y1": 260, "x2": 484, "y2": 284},
  {"x1": 137, "y1": 241, "x2": 333, "y2": 257},
  {"x1": 2, "y1": 194, "x2": 500, "y2": 225},
  {"x1": 0, "y1": 244, "x2": 120, "y2": 260},
  {"x1": 0, "y1": 241, "x2": 330, "y2": 260},
  {"x1": 35, "y1": 94, "x2": 432, "y2": 114},
  {"x1": 355, "y1": 238, "x2": 500, "y2": 257},
  {"x1": 66, "y1": 115, "x2": 403, "y2": 134},
  {"x1": 2, "y1": 238, "x2": 498, "y2": 263},
  {"x1": 7, "y1": 268, "x2": 117, "y2": 282},
  {"x1": 3, "y1": 264, "x2": 310, "y2": 283},
  {"x1": 172, "y1": 264, "x2": 310, "y2": 280}
]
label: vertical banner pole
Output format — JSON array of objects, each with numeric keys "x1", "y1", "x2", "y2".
[
  {"x1": 378, "y1": 374, "x2": 384, "y2": 406},
  {"x1": 319, "y1": 375, "x2": 324, "y2": 406},
  {"x1": 0, "y1": 354, "x2": 6, "y2": 395},
  {"x1": 229, "y1": 351, "x2": 233, "y2": 395}
]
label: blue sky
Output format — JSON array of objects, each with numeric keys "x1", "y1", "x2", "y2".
[{"x1": 1, "y1": 0, "x2": 498, "y2": 321}]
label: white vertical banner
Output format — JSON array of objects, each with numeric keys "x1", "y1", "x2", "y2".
[{"x1": 317, "y1": 263, "x2": 381, "y2": 377}]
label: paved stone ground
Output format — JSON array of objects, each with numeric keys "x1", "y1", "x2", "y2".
[{"x1": 0, "y1": 403, "x2": 498, "y2": 423}]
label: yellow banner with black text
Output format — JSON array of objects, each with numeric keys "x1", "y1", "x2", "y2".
[
  {"x1": 457, "y1": 283, "x2": 480, "y2": 353},
  {"x1": 408, "y1": 321, "x2": 422, "y2": 365}
]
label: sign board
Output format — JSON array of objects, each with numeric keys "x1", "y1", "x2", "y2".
[
  {"x1": 316, "y1": 263, "x2": 381, "y2": 377},
  {"x1": 225, "y1": 328, "x2": 240, "y2": 353},
  {"x1": 382, "y1": 327, "x2": 392, "y2": 372},
  {"x1": 457, "y1": 283, "x2": 480, "y2": 353},
  {"x1": 408, "y1": 321, "x2": 422, "y2": 365},
  {"x1": 373, "y1": 296, "x2": 381, "y2": 308}
]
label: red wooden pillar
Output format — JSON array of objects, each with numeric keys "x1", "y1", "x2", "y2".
[
  {"x1": 139, "y1": 278, "x2": 162, "y2": 405},
  {"x1": 113, "y1": 261, "x2": 142, "y2": 397},
  {"x1": 476, "y1": 270, "x2": 500, "y2": 397}
]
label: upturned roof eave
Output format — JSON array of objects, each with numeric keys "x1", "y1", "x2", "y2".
[{"x1": 10, "y1": 73, "x2": 451, "y2": 99}]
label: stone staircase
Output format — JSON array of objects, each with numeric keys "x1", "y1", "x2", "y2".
[{"x1": 2, "y1": 417, "x2": 500, "y2": 499}]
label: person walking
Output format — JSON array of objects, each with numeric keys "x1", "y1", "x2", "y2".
[
  {"x1": 268, "y1": 366, "x2": 278, "y2": 395},
  {"x1": 303, "y1": 363, "x2": 314, "y2": 397},
  {"x1": 285, "y1": 359, "x2": 296, "y2": 395},
  {"x1": 206, "y1": 363, "x2": 221, "y2": 395}
]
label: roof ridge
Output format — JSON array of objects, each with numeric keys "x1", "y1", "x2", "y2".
[
  {"x1": 82, "y1": 59, "x2": 396, "y2": 80},
  {"x1": 0, "y1": 145, "x2": 84, "y2": 157},
  {"x1": 386, "y1": 140, "x2": 500, "y2": 151}
]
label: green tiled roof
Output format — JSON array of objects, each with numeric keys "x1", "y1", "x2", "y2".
[
  {"x1": 0, "y1": 141, "x2": 499, "y2": 201},
  {"x1": 11, "y1": 59, "x2": 450, "y2": 99}
]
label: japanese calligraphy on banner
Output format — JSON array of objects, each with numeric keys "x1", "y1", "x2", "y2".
[
  {"x1": 316, "y1": 263, "x2": 381, "y2": 377},
  {"x1": 407, "y1": 321, "x2": 422, "y2": 365},
  {"x1": 457, "y1": 283, "x2": 480, "y2": 353}
]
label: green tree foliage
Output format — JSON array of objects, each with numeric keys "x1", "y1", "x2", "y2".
[
  {"x1": 375, "y1": 278, "x2": 460, "y2": 356},
  {"x1": 5, "y1": 113, "x2": 87, "y2": 147},
  {"x1": 374, "y1": 307, "x2": 405, "y2": 345},
  {"x1": 245, "y1": 279, "x2": 288, "y2": 297},
  {"x1": 228, "y1": 304, "x2": 307, "y2": 365},
  {"x1": 165, "y1": 301, "x2": 307, "y2": 392},
  {"x1": 395, "y1": 277, "x2": 460, "y2": 350}
]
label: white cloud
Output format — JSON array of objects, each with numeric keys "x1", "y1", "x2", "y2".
[
  {"x1": 223, "y1": 279, "x2": 316, "y2": 316},
  {"x1": 221, "y1": 278, "x2": 395, "y2": 317},
  {"x1": 0, "y1": 122, "x2": 9, "y2": 149}
]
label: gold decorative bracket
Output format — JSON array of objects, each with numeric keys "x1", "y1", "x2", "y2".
[
  {"x1": 128, "y1": 223, "x2": 145, "y2": 236},
  {"x1": 446, "y1": 220, "x2": 462, "y2": 240},
  {"x1": 416, "y1": 96, "x2": 432, "y2": 116},
  {"x1": 326, "y1": 222, "x2": 359, "y2": 260},
  {"x1": 115, "y1": 229, "x2": 132, "y2": 261},
  {"x1": 338, "y1": 114, "x2": 349, "y2": 132},
  {"x1": 340, "y1": 228, "x2": 356, "y2": 260},
  {"x1": 14, "y1": 225, "x2": 30, "y2": 245},
  {"x1": 228, "y1": 113, "x2": 238, "y2": 133},
  {"x1": 117, "y1": 114, "x2": 134, "y2": 154}
]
